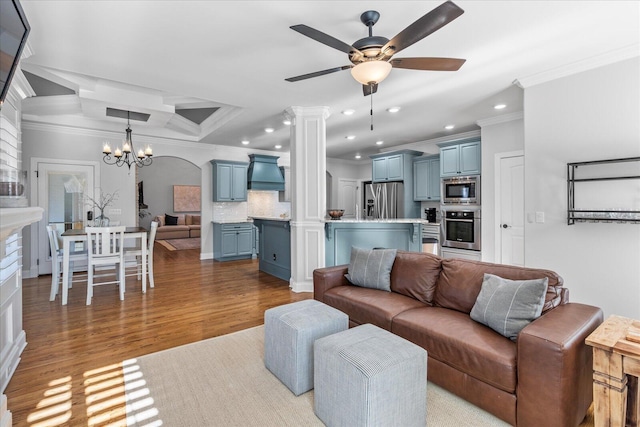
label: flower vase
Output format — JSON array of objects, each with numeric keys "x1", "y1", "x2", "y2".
[{"x1": 95, "y1": 212, "x2": 110, "y2": 227}]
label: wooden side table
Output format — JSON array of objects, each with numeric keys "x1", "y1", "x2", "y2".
[{"x1": 586, "y1": 315, "x2": 640, "y2": 427}]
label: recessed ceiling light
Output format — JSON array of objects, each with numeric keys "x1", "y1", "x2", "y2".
[
  {"x1": 355, "y1": 154, "x2": 361, "y2": 160},
  {"x1": 444, "y1": 124, "x2": 455, "y2": 130},
  {"x1": 274, "y1": 145, "x2": 282, "y2": 149},
  {"x1": 375, "y1": 140, "x2": 384, "y2": 145},
  {"x1": 241, "y1": 140, "x2": 250, "y2": 145},
  {"x1": 494, "y1": 104, "x2": 507, "y2": 110},
  {"x1": 283, "y1": 120, "x2": 291, "y2": 126},
  {"x1": 387, "y1": 107, "x2": 401, "y2": 113},
  {"x1": 265, "y1": 127, "x2": 275, "y2": 133},
  {"x1": 342, "y1": 109, "x2": 355, "y2": 116},
  {"x1": 346, "y1": 135, "x2": 356, "y2": 140}
]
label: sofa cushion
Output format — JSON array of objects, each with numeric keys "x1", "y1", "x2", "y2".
[
  {"x1": 392, "y1": 306, "x2": 517, "y2": 393},
  {"x1": 390, "y1": 251, "x2": 441, "y2": 305},
  {"x1": 470, "y1": 274, "x2": 548, "y2": 341},
  {"x1": 323, "y1": 286, "x2": 426, "y2": 330},
  {"x1": 434, "y1": 258, "x2": 564, "y2": 314},
  {"x1": 346, "y1": 247, "x2": 397, "y2": 292},
  {"x1": 186, "y1": 214, "x2": 201, "y2": 225},
  {"x1": 165, "y1": 214, "x2": 179, "y2": 225}
]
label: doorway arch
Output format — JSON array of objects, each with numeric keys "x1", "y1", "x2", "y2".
[{"x1": 137, "y1": 156, "x2": 201, "y2": 230}]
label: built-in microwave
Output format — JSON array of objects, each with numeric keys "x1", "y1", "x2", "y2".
[{"x1": 441, "y1": 175, "x2": 480, "y2": 204}]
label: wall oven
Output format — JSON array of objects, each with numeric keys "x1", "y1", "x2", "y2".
[
  {"x1": 441, "y1": 175, "x2": 480, "y2": 204},
  {"x1": 441, "y1": 206, "x2": 481, "y2": 251}
]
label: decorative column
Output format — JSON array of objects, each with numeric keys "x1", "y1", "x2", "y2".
[{"x1": 285, "y1": 106, "x2": 330, "y2": 292}]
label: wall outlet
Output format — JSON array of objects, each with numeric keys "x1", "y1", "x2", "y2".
[
  {"x1": 108, "y1": 208, "x2": 122, "y2": 215},
  {"x1": 535, "y1": 211, "x2": 545, "y2": 223}
]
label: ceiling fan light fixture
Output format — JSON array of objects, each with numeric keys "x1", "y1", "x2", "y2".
[{"x1": 350, "y1": 61, "x2": 392, "y2": 85}]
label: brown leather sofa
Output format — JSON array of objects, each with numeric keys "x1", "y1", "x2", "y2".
[
  {"x1": 153, "y1": 214, "x2": 201, "y2": 240},
  {"x1": 313, "y1": 251, "x2": 603, "y2": 427}
]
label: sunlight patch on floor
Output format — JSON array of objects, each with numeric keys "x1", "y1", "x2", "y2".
[
  {"x1": 83, "y1": 361, "x2": 128, "y2": 426},
  {"x1": 122, "y1": 358, "x2": 163, "y2": 426},
  {"x1": 26, "y1": 376, "x2": 72, "y2": 426}
]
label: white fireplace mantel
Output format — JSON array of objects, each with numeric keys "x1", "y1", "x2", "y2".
[{"x1": 0, "y1": 207, "x2": 43, "y2": 242}]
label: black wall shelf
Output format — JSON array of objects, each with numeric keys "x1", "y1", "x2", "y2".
[{"x1": 567, "y1": 157, "x2": 640, "y2": 225}]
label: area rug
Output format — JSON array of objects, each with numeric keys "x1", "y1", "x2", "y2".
[
  {"x1": 156, "y1": 237, "x2": 200, "y2": 251},
  {"x1": 124, "y1": 325, "x2": 527, "y2": 427}
]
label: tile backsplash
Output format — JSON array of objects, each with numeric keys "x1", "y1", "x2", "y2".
[
  {"x1": 248, "y1": 191, "x2": 290, "y2": 218},
  {"x1": 211, "y1": 191, "x2": 291, "y2": 222}
]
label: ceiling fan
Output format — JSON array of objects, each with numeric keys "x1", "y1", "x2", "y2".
[{"x1": 285, "y1": 0, "x2": 466, "y2": 96}]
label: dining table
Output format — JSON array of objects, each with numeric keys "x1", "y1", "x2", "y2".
[{"x1": 60, "y1": 227, "x2": 148, "y2": 305}]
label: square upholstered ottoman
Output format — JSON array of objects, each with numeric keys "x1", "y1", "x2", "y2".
[
  {"x1": 314, "y1": 323, "x2": 427, "y2": 427},
  {"x1": 264, "y1": 299, "x2": 348, "y2": 396}
]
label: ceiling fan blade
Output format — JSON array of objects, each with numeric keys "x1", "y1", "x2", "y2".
[
  {"x1": 391, "y1": 57, "x2": 466, "y2": 71},
  {"x1": 285, "y1": 65, "x2": 352, "y2": 82},
  {"x1": 362, "y1": 83, "x2": 378, "y2": 97},
  {"x1": 381, "y1": 1, "x2": 464, "y2": 57},
  {"x1": 290, "y1": 24, "x2": 362, "y2": 56}
]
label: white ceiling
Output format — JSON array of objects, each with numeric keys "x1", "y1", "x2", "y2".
[{"x1": 18, "y1": 1, "x2": 640, "y2": 160}]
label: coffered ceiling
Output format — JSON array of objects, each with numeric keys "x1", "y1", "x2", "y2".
[{"x1": 17, "y1": 1, "x2": 640, "y2": 160}]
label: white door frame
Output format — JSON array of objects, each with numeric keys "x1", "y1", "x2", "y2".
[
  {"x1": 29, "y1": 157, "x2": 100, "y2": 277},
  {"x1": 494, "y1": 150, "x2": 524, "y2": 264}
]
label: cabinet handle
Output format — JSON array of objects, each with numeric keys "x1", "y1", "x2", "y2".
[{"x1": 273, "y1": 253, "x2": 277, "y2": 261}]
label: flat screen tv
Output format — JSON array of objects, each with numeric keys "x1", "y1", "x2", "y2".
[{"x1": 0, "y1": 0, "x2": 30, "y2": 104}]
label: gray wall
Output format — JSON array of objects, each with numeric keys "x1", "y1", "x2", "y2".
[
  {"x1": 523, "y1": 57, "x2": 640, "y2": 318},
  {"x1": 138, "y1": 156, "x2": 200, "y2": 229},
  {"x1": 479, "y1": 116, "x2": 524, "y2": 262}
]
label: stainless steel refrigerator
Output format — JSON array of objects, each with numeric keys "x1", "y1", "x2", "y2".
[{"x1": 364, "y1": 182, "x2": 405, "y2": 219}]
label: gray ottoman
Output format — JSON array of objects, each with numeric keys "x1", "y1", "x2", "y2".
[
  {"x1": 314, "y1": 323, "x2": 427, "y2": 427},
  {"x1": 264, "y1": 299, "x2": 348, "y2": 396}
]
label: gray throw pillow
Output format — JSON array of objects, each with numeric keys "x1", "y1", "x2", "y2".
[
  {"x1": 345, "y1": 247, "x2": 397, "y2": 292},
  {"x1": 470, "y1": 273, "x2": 548, "y2": 341}
]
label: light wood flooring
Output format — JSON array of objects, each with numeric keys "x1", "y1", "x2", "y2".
[{"x1": 5, "y1": 244, "x2": 310, "y2": 426}]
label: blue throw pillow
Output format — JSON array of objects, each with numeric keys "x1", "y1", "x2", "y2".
[{"x1": 345, "y1": 247, "x2": 397, "y2": 292}]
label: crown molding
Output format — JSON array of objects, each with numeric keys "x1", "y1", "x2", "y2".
[
  {"x1": 381, "y1": 130, "x2": 482, "y2": 154},
  {"x1": 514, "y1": 44, "x2": 640, "y2": 89},
  {"x1": 476, "y1": 111, "x2": 524, "y2": 127}
]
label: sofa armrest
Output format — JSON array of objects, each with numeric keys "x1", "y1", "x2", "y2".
[
  {"x1": 313, "y1": 265, "x2": 349, "y2": 302},
  {"x1": 517, "y1": 303, "x2": 603, "y2": 427}
]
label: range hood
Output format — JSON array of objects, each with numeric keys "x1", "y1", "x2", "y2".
[{"x1": 247, "y1": 154, "x2": 285, "y2": 191}]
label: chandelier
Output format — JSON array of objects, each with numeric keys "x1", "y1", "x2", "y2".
[{"x1": 102, "y1": 111, "x2": 153, "y2": 169}]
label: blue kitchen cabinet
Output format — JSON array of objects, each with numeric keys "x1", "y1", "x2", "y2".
[
  {"x1": 372, "y1": 154, "x2": 403, "y2": 182},
  {"x1": 213, "y1": 222, "x2": 254, "y2": 261},
  {"x1": 252, "y1": 219, "x2": 291, "y2": 281},
  {"x1": 211, "y1": 160, "x2": 248, "y2": 202},
  {"x1": 413, "y1": 155, "x2": 440, "y2": 201},
  {"x1": 439, "y1": 140, "x2": 481, "y2": 177}
]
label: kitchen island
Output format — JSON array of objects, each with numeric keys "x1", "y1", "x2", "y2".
[
  {"x1": 251, "y1": 217, "x2": 291, "y2": 281},
  {"x1": 325, "y1": 219, "x2": 424, "y2": 266}
]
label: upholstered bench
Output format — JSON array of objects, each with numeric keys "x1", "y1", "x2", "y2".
[
  {"x1": 314, "y1": 323, "x2": 427, "y2": 427},
  {"x1": 264, "y1": 299, "x2": 348, "y2": 396}
]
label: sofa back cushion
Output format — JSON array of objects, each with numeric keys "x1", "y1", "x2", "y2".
[
  {"x1": 390, "y1": 251, "x2": 442, "y2": 305},
  {"x1": 433, "y1": 258, "x2": 564, "y2": 314},
  {"x1": 186, "y1": 214, "x2": 201, "y2": 225},
  {"x1": 154, "y1": 215, "x2": 165, "y2": 227}
]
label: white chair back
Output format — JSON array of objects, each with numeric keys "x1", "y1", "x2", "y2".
[{"x1": 86, "y1": 226, "x2": 126, "y2": 260}]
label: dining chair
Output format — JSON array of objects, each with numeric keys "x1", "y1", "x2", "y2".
[
  {"x1": 124, "y1": 221, "x2": 158, "y2": 289},
  {"x1": 46, "y1": 225, "x2": 88, "y2": 302},
  {"x1": 85, "y1": 226, "x2": 126, "y2": 305}
]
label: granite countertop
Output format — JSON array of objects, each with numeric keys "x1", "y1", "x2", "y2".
[
  {"x1": 249, "y1": 216, "x2": 290, "y2": 222},
  {"x1": 325, "y1": 218, "x2": 428, "y2": 224},
  {"x1": 212, "y1": 219, "x2": 253, "y2": 224}
]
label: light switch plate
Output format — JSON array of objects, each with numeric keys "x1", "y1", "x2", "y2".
[{"x1": 535, "y1": 211, "x2": 545, "y2": 223}]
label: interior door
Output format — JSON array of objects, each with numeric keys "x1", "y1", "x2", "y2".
[
  {"x1": 35, "y1": 160, "x2": 97, "y2": 275},
  {"x1": 497, "y1": 155, "x2": 524, "y2": 266},
  {"x1": 338, "y1": 179, "x2": 358, "y2": 218}
]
